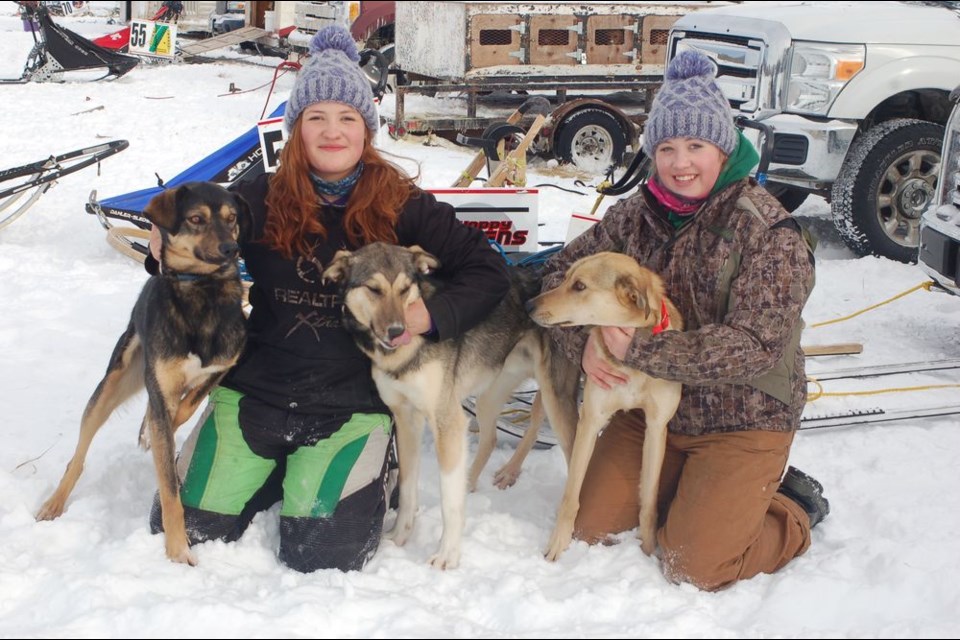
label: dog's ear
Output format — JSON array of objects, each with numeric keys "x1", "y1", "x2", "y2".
[
  {"x1": 143, "y1": 187, "x2": 181, "y2": 232},
  {"x1": 322, "y1": 250, "x2": 354, "y2": 285},
  {"x1": 616, "y1": 274, "x2": 652, "y2": 319},
  {"x1": 407, "y1": 245, "x2": 440, "y2": 274},
  {"x1": 643, "y1": 271, "x2": 667, "y2": 323},
  {"x1": 232, "y1": 192, "x2": 252, "y2": 243}
]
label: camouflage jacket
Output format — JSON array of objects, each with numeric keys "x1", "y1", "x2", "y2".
[{"x1": 542, "y1": 178, "x2": 815, "y2": 436}]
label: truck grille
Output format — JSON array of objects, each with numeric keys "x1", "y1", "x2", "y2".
[{"x1": 669, "y1": 32, "x2": 766, "y2": 113}]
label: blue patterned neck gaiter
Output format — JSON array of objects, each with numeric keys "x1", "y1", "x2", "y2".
[{"x1": 310, "y1": 161, "x2": 364, "y2": 205}]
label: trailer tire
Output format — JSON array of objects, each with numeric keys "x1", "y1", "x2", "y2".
[
  {"x1": 554, "y1": 108, "x2": 628, "y2": 173},
  {"x1": 831, "y1": 118, "x2": 943, "y2": 263}
]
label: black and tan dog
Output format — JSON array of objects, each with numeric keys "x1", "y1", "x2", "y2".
[
  {"x1": 36, "y1": 182, "x2": 248, "y2": 566},
  {"x1": 323, "y1": 242, "x2": 579, "y2": 569},
  {"x1": 528, "y1": 252, "x2": 683, "y2": 560}
]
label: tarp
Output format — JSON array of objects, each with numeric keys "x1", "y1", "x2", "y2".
[{"x1": 88, "y1": 102, "x2": 286, "y2": 228}]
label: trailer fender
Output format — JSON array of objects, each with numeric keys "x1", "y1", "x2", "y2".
[{"x1": 548, "y1": 99, "x2": 636, "y2": 171}]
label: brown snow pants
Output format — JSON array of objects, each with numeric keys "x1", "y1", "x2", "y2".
[{"x1": 574, "y1": 409, "x2": 812, "y2": 591}]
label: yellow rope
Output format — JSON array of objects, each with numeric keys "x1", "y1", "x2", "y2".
[
  {"x1": 504, "y1": 156, "x2": 527, "y2": 187},
  {"x1": 587, "y1": 182, "x2": 611, "y2": 217},
  {"x1": 807, "y1": 378, "x2": 825, "y2": 401},
  {"x1": 809, "y1": 281, "x2": 935, "y2": 328},
  {"x1": 493, "y1": 282, "x2": 946, "y2": 418},
  {"x1": 500, "y1": 378, "x2": 959, "y2": 416},
  {"x1": 806, "y1": 377, "x2": 960, "y2": 403},
  {"x1": 802, "y1": 281, "x2": 950, "y2": 402}
]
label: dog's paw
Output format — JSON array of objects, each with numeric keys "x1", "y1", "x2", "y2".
[
  {"x1": 493, "y1": 465, "x2": 521, "y2": 490},
  {"x1": 166, "y1": 543, "x2": 198, "y2": 566},
  {"x1": 164, "y1": 527, "x2": 198, "y2": 566},
  {"x1": 639, "y1": 536, "x2": 656, "y2": 556},
  {"x1": 637, "y1": 526, "x2": 657, "y2": 556},
  {"x1": 638, "y1": 512, "x2": 658, "y2": 556},
  {"x1": 35, "y1": 496, "x2": 66, "y2": 521},
  {"x1": 544, "y1": 526, "x2": 574, "y2": 562},
  {"x1": 428, "y1": 549, "x2": 460, "y2": 570},
  {"x1": 386, "y1": 515, "x2": 414, "y2": 547}
]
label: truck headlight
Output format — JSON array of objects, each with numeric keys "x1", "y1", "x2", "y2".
[{"x1": 785, "y1": 43, "x2": 864, "y2": 115}]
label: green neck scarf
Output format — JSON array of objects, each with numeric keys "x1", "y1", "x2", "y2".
[{"x1": 711, "y1": 129, "x2": 760, "y2": 195}]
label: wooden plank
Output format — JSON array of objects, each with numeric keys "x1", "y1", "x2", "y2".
[
  {"x1": 180, "y1": 27, "x2": 270, "y2": 56},
  {"x1": 452, "y1": 103, "x2": 538, "y2": 187},
  {"x1": 486, "y1": 114, "x2": 546, "y2": 187},
  {"x1": 802, "y1": 343, "x2": 865, "y2": 357}
]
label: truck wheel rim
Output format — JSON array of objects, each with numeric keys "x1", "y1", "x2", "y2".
[{"x1": 875, "y1": 148, "x2": 939, "y2": 248}]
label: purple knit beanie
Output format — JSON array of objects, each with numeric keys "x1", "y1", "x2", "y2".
[
  {"x1": 642, "y1": 50, "x2": 736, "y2": 157},
  {"x1": 284, "y1": 25, "x2": 379, "y2": 133}
]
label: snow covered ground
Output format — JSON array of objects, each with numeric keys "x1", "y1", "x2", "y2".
[{"x1": 1, "y1": 9, "x2": 959, "y2": 639}]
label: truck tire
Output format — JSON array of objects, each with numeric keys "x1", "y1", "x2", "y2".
[
  {"x1": 765, "y1": 184, "x2": 809, "y2": 213},
  {"x1": 831, "y1": 119, "x2": 943, "y2": 263},
  {"x1": 554, "y1": 107, "x2": 628, "y2": 173}
]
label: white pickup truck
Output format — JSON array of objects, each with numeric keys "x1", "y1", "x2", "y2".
[
  {"x1": 668, "y1": 1, "x2": 960, "y2": 263},
  {"x1": 919, "y1": 86, "x2": 960, "y2": 295}
]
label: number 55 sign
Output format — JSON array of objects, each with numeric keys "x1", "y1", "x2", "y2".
[{"x1": 128, "y1": 20, "x2": 177, "y2": 59}]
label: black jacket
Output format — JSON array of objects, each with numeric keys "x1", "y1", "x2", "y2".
[{"x1": 215, "y1": 173, "x2": 509, "y2": 418}]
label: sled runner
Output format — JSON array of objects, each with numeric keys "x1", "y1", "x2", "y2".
[
  {"x1": 2, "y1": 2, "x2": 140, "y2": 84},
  {"x1": 0, "y1": 140, "x2": 129, "y2": 231}
]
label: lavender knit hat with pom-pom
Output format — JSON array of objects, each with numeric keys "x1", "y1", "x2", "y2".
[
  {"x1": 642, "y1": 50, "x2": 736, "y2": 157},
  {"x1": 284, "y1": 25, "x2": 378, "y2": 133}
]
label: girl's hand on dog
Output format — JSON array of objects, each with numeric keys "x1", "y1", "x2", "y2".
[
  {"x1": 387, "y1": 298, "x2": 433, "y2": 347},
  {"x1": 601, "y1": 326, "x2": 635, "y2": 361},
  {"x1": 583, "y1": 328, "x2": 634, "y2": 389},
  {"x1": 404, "y1": 298, "x2": 433, "y2": 336}
]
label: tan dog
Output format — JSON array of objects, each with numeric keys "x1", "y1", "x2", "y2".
[
  {"x1": 527, "y1": 252, "x2": 683, "y2": 560},
  {"x1": 323, "y1": 243, "x2": 579, "y2": 569},
  {"x1": 36, "y1": 182, "x2": 248, "y2": 566}
]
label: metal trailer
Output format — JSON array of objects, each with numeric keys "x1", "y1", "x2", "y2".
[{"x1": 389, "y1": 1, "x2": 731, "y2": 170}]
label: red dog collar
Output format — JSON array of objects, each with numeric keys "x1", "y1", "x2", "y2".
[{"x1": 651, "y1": 299, "x2": 670, "y2": 335}]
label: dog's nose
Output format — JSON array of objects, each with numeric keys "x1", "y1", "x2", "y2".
[
  {"x1": 220, "y1": 242, "x2": 239, "y2": 259},
  {"x1": 387, "y1": 324, "x2": 406, "y2": 340},
  {"x1": 524, "y1": 299, "x2": 537, "y2": 314}
]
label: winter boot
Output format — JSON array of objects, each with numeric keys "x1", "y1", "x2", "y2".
[{"x1": 777, "y1": 466, "x2": 830, "y2": 528}]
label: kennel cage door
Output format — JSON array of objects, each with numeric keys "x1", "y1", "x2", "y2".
[
  {"x1": 585, "y1": 14, "x2": 636, "y2": 65},
  {"x1": 469, "y1": 14, "x2": 523, "y2": 70},
  {"x1": 529, "y1": 14, "x2": 580, "y2": 66},
  {"x1": 640, "y1": 15, "x2": 679, "y2": 66}
]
